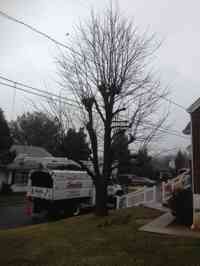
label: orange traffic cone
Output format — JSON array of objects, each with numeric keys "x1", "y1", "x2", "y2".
[{"x1": 25, "y1": 197, "x2": 32, "y2": 216}]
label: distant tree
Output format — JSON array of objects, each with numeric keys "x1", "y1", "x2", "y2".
[
  {"x1": 130, "y1": 148, "x2": 155, "y2": 178},
  {"x1": 61, "y1": 128, "x2": 91, "y2": 161},
  {"x1": 55, "y1": 5, "x2": 168, "y2": 216},
  {"x1": 175, "y1": 150, "x2": 189, "y2": 172},
  {"x1": 151, "y1": 154, "x2": 177, "y2": 180},
  {"x1": 10, "y1": 112, "x2": 61, "y2": 155},
  {"x1": 10, "y1": 111, "x2": 91, "y2": 160},
  {"x1": 111, "y1": 131, "x2": 131, "y2": 174},
  {"x1": 0, "y1": 108, "x2": 15, "y2": 164}
]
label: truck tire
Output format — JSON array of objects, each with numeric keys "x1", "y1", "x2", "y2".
[
  {"x1": 72, "y1": 205, "x2": 81, "y2": 216},
  {"x1": 116, "y1": 190, "x2": 123, "y2": 196}
]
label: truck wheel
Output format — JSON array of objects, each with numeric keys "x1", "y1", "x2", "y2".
[
  {"x1": 73, "y1": 205, "x2": 81, "y2": 216},
  {"x1": 116, "y1": 190, "x2": 123, "y2": 196}
]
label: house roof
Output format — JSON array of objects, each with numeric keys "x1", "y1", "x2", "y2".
[
  {"x1": 11, "y1": 145, "x2": 52, "y2": 158},
  {"x1": 187, "y1": 97, "x2": 200, "y2": 113},
  {"x1": 183, "y1": 97, "x2": 200, "y2": 134},
  {"x1": 7, "y1": 156, "x2": 77, "y2": 171}
]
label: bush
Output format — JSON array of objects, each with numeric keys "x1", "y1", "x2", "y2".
[{"x1": 168, "y1": 189, "x2": 193, "y2": 226}]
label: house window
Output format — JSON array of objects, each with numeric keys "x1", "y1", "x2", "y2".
[{"x1": 14, "y1": 171, "x2": 28, "y2": 186}]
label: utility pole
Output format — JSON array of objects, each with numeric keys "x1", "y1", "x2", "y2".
[{"x1": 11, "y1": 82, "x2": 16, "y2": 121}]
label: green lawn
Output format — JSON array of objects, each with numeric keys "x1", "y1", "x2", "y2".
[{"x1": 0, "y1": 207, "x2": 200, "y2": 266}]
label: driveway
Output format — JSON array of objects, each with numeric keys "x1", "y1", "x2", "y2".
[
  {"x1": 0, "y1": 194, "x2": 92, "y2": 229},
  {"x1": 0, "y1": 193, "x2": 34, "y2": 229},
  {"x1": 0, "y1": 203, "x2": 33, "y2": 229}
]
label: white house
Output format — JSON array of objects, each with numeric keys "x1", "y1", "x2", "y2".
[{"x1": 0, "y1": 145, "x2": 52, "y2": 192}]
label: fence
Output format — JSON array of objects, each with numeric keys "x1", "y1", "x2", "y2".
[
  {"x1": 116, "y1": 174, "x2": 192, "y2": 209},
  {"x1": 116, "y1": 185, "x2": 157, "y2": 209},
  {"x1": 162, "y1": 174, "x2": 191, "y2": 203}
]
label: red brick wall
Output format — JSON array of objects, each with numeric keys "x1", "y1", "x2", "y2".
[{"x1": 191, "y1": 112, "x2": 200, "y2": 193}]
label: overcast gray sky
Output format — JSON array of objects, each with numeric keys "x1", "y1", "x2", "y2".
[{"x1": 0, "y1": 0, "x2": 199, "y2": 153}]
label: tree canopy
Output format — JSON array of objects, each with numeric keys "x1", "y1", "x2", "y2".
[
  {"x1": 56, "y1": 6, "x2": 168, "y2": 215},
  {"x1": 175, "y1": 150, "x2": 189, "y2": 172},
  {"x1": 10, "y1": 111, "x2": 90, "y2": 161},
  {"x1": 10, "y1": 111, "x2": 60, "y2": 155},
  {"x1": 61, "y1": 128, "x2": 91, "y2": 161},
  {"x1": 130, "y1": 148, "x2": 156, "y2": 178},
  {"x1": 111, "y1": 131, "x2": 131, "y2": 174},
  {"x1": 0, "y1": 108, "x2": 14, "y2": 164}
]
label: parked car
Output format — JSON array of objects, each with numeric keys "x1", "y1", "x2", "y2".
[{"x1": 131, "y1": 176, "x2": 156, "y2": 187}]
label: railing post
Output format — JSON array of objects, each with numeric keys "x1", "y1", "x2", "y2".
[
  {"x1": 126, "y1": 194, "x2": 129, "y2": 208},
  {"x1": 171, "y1": 180, "x2": 175, "y2": 193},
  {"x1": 153, "y1": 185, "x2": 156, "y2": 202},
  {"x1": 143, "y1": 186, "x2": 147, "y2": 204},
  {"x1": 116, "y1": 196, "x2": 120, "y2": 209},
  {"x1": 162, "y1": 181, "x2": 165, "y2": 202}
]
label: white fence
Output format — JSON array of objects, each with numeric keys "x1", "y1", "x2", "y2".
[
  {"x1": 116, "y1": 185, "x2": 157, "y2": 209},
  {"x1": 162, "y1": 174, "x2": 191, "y2": 203}
]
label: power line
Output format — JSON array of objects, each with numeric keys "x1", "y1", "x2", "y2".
[
  {"x1": 112, "y1": 117, "x2": 188, "y2": 140},
  {"x1": 159, "y1": 95, "x2": 186, "y2": 111},
  {"x1": 152, "y1": 126, "x2": 188, "y2": 140},
  {"x1": 114, "y1": 112, "x2": 188, "y2": 139},
  {"x1": 11, "y1": 82, "x2": 16, "y2": 120},
  {"x1": 142, "y1": 121, "x2": 189, "y2": 140},
  {"x1": 0, "y1": 80, "x2": 78, "y2": 108},
  {"x1": 0, "y1": 73, "x2": 188, "y2": 139},
  {"x1": 0, "y1": 80, "x2": 188, "y2": 140},
  {"x1": 0, "y1": 9, "x2": 188, "y2": 112},
  {"x1": 0, "y1": 10, "x2": 79, "y2": 55},
  {"x1": 0, "y1": 75, "x2": 78, "y2": 105},
  {"x1": 144, "y1": 120, "x2": 188, "y2": 139}
]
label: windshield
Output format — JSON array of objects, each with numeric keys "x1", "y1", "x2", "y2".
[{"x1": 30, "y1": 171, "x2": 53, "y2": 188}]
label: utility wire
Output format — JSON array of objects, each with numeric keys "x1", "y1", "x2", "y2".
[
  {"x1": 0, "y1": 80, "x2": 78, "y2": 108},
  {"x1": 114, "y1": 113, "x2": 188, "y2": 139},
  {"x1": 0, "y1": 9, "x2": 188, "y2": 112},
  {"x1": 132, "y1": 119, "x2": 189, "y2": 140},
  {"x1": 0, "y1": 10, "x2": 79, "y2": 55},
  {"x1": 0, "y1": 78, "x2": 188, "y2": 140},
  {"x1": 143, "y1": 120, "x2": 188, "y2": 139},
  {"x1": 11, "y1": 82, "x2": 16, "y2": 120},
  {"x1": 147, "y1": 125, "x2": 189, "y2": 140},
  {"x1": 159, "y1": 95, "x2": 186, "y2": 111},
  {"x1": 0, "y1": 75, "x2": 78, "y2": 105}
]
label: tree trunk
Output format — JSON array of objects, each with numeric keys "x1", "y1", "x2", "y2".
[{"x1": 95, "y1": 177, "x2": 108, "y2": 216}]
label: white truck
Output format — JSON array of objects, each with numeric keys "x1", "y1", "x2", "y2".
[{"x1": 26, "y1": 157, "x2": 123, "y2": 217}]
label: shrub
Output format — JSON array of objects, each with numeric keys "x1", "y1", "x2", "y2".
[{"x1": 168, "y1": 189, "x2": 193, "y2": 226}]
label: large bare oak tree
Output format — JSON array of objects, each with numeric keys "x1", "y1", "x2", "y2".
[{"x1": 56, "y1": 7, "x2": 168, "y2": 216}]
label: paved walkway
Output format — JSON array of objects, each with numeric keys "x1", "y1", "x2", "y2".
[
  {"x1": 140, "y1": 212, "x2": 200, "y2": 238},
  {"x1": 143, "y1": 202, "x2": 169, "y2": 212}
]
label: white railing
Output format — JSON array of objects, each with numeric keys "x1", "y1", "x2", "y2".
[
  {"x1": 11, "y1": 184, "x2": 27, "y2": 192},
  {"x1": 116, "y1": 185, "x2": 157, "y2": 209},
  {"x1": 162, "y1": 174, "x2": 191, "y2": 203}
]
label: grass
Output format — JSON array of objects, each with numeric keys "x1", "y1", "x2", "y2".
[
  {"x1": 0, "y1": 207, "x2": 200, "y2": 266},
  {"x1": 0, "y1": 192, "x2": 26, "y2": 206}
]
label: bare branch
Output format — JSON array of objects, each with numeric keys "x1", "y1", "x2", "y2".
[{"x1": 54, "y1": 5, "x2": 169, "y2": 215}]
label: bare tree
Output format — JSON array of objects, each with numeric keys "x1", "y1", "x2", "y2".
[{"x1": 56, "y1": 7, "x2": 168, "y2": 216}]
